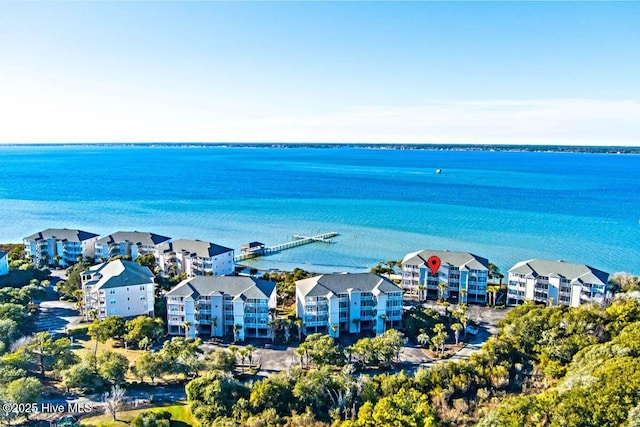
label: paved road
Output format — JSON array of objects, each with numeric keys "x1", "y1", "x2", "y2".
[{"x1": 35, "y1": 299, "x2": 84, "y2": 334}]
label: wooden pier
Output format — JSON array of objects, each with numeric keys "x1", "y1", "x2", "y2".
[{"x1": 234, "y1": 232, "x2": 339, "y2": 262}]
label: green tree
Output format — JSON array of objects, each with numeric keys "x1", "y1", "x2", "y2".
[
  {"x1": 130, "y1": 410, "x2": 171, "y2": 427},
  {"x1": 0, "y1": 319, "x2": 20, "y2": 350},
  {"x1": 101, "y1": 315, "x2": 127, "y2": 341},
  {"x1": 300, "y1": 334, "x2": 344, "y2": 367},
  {"x1": 187, "y1": 372, "x2": 249, "y2": 424},
  {"x1": 98, "y1": 350, "x2": 130, "y2": 385},
  {"x1": 135, "y1": 254, "x2": 157, "y2": 271},
  {"x1": 56, "y1": 260, "x2": 91, "y2": 300},
  {"x1": 205, "y1": 349, "x2": 236, "y2": 373},
  {"x1": 370, "y1": 388, "x2": 437, "y2": 427},
  {"x1": 88, "y1": 319, "x2": 112, "y2": 357},
  {"x1": 5, "y1": 377, "x2": 43, "y2": 421},
  {"x1": 249, "y1": 373, "x2": 294, "y2": 414},
  {"x1": 125, "y1": 316, "x2": 164, "y2": 348},
  {"x1": 132, "y1": 352, "x2": 165, "y2": 384}
]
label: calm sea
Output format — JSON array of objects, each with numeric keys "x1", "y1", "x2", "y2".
[{"x1": 0, "y1": 145, "x2": 638, "y2": 275}]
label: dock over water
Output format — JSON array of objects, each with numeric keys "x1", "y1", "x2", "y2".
[{"x1": 234, "y1": 232, "x2": 339, "y2": 262}]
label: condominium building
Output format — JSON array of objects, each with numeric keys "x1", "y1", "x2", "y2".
[
  {"x1": 507, "y1": 259, "x2": 610, "y2": 307},
  {"x1": 24, "y1": 228, "x2": 100, "y2": 267},
  {"x1": 295, "y1": 273, "x2": 403, "y2": 338},
  {"x1": 95, "y1": 231, "x2": 171, "y2": 262},
  {"x1": 0, "y1": 251, "x2": 8, "y2": 276},
  {"x1": 81, "y1": 259, "x2": 155, "y2": 320},
  {"x1": 165, "y1": 276, "x2": 277, "y2": 340},
  {"x1": 402, "y1": 249, "x2": 490, "y2": 304},
  {"x1": 157, "y1": 239, "x2": 234, "y2": 277}
]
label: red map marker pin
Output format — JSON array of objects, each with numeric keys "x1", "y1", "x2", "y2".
[{"x1": 427, "y1": 255, "x2": 441, "y2": 275}]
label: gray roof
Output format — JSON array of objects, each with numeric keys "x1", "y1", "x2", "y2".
[
  {"x1": 159, "y1": 239, "x2": 233, "y2": 258},
  {"x1": 402, "y1": 249, "x2": 490, "y2": 271},
  {"x1": 166, "y1": 276, "x2": 275, "y2": 300},
  {"x1": 82, "y1": 259, "x2": 155, "y2": 290},
  {"x1": 508, "y1": 259, "x2": 609, "y2": 286},
  {"x1": 24, "y1": 228, "x2": 99, "y2": 242},
  {"x1": 96, "y1": 231, "x2": 172, "y2": 246},
  {"x1": 296, "y1": 273, "x2": 401, "y2": 298}
]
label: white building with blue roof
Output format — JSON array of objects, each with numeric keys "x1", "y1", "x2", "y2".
[
  {"x1": 507, "y1": 259, "x2": 610, "y2": 307},
  {"x1": 81, "y1": 259, "x2": 155, "y2": 320},
  {"x1": 165, "y1": 276, "x2": 276, "y2": 340},
  {"x1": 296, "y1": 273, "x2": 403, "y2": 338}
]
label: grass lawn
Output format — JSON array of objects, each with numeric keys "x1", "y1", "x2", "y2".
[
  {"x1": 71, "y1": 337, "x2": 185, "y2": 383},
  {"x1": 80, "y1": 402, "x2": 199, "y2": 427}
]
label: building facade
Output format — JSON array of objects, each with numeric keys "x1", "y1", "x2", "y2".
[
  {"x1": 24, "y1": 228, "x2": 99, "y2": 267},
  {"x1": 165, "y1": 276, "x2": 277, "y2": 340},
  {"x1": 0, "y1": 251, "x2": 8, "y2": 276},
  {"x1": 81, "y1": 259, "x2": 155, "y2": 320},
  {"x1": 402, "y1": 250, "x2": 490, "y2": 304},
  {"x1": 157, "y1": 239, "x2": 234, "y2": 277},
  {"x1": 507, "y1": 259, "x2": 610, "y2": 307},
  {"x1": 296, "y1": 273, "x2": 403, "y2": 338},
  {"x1": 95, "y1": 231, "x2": 171, "y2": 262}
]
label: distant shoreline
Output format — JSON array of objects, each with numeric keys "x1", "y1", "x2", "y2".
[{"x1": 1, "y1": 142, "x2": 639, "y2": 154}]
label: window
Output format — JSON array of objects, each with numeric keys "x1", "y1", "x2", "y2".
[
  {"x1": 140, "y1": 296, "x2": 146, "y2": 300},
  {"x1": 110, "y1": 299, "x2": 116, "y2": 304},
  {"x1": 110, "y1": 290, "x2": 115, "y2": 294},
  {"x1": 140, "y1": 285, "x2": 145, "y2": 291}
]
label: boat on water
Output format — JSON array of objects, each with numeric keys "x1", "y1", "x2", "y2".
[{"x1": 436, "y1": 169, "x2": 442, "y2": 174}]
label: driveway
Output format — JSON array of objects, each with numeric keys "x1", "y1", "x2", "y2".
[{"x1": 35, "y1": 299, "x2": 84, "y2": 334}]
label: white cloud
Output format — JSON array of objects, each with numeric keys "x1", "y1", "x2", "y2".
[{"x1": 0, "y1": 73, "x2": 638, "y2": 145}]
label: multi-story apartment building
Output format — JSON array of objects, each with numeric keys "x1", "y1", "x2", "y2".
[
  {"x1": 507, "y1": 259, "x2": 610, "y2": 307},
  {"x1": 95, "y1": 231, "x2": 171, "y2": 262},
  {"x1": 0, "y1": 251, "x2": 8, "y2": 276},
  {"x1": 81, "y1": 259, "x2": 155, "y2": 320},
  {"x1": 165, "y1": 276, "x2": 276, "y2": 340},
  {"x1": 24, "y1": 228, "x2": 99, "y2": 267},
  {"x1": 402, "y1": 249, "x2": 490, "y2": 304},
  {"x1": 296, "y1": 273, "x2": 403, "y2": 338},
  {"x1": 157, "y1": 239, "x2": 234, "y2": 277}
]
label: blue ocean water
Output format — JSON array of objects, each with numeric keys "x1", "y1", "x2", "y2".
[{"x1": 0, "y1": 145, "x2": 638, "y2": 275}]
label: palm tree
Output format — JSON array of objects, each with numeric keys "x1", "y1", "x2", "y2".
[
  {"x1": 330, "y1": 323, "x2": 339, "y2": 337},
  {"x1": 238, "y1": 347, "x2": 249, "y2": 374},
  {"x1": 452, "y1": 323, "x2": 463, "y2": 345},
  {"x1": 268, "y1": 319, "x2": 278, "y2": 343},
  {"x1": 418, "y1": 285, "x2": 426, "y2": 301},
  {"x1": 283, "y1": 319, "x2": 292, "y2": 343},
  {"x1": 488, "y1": 263, "x2": 504, "y2": 286},
  {"x1": 212, "y1": 316, "x2": 218, "y2": 337},
  {"x1": 233, "y1": 324, "x2": 243, "y2": 342},
  {"x1": 379, "y1": 314, "x2": 387, "y2": 334},
  {"x1": 417, "y1": 331, "x2": 430, "y2": 347},
  {"x1": 294, "y1": 318, "x2": 304, "y2": 341},
  {"x1": 351, "y1": 318, "x2": 360, "y2": 333},
  {"x1": 438, "y1": 282, "x2": 448, "y2": 301},
  {"x1": 486, "y1": 285, "x2": 500, "y2": 306},
  {"x1": 432, "y1": 323, "x2": 447, "y2": 354},
  {"x1": 460, "y1": 289, "x2": 468, "y2": 305},
  {"x1": 183, "y1": 321, "x2": 192, "y2": 338},
  {"x1": 245, "y1": 345, "x2": 255, "y2": 368},
  {"x1": 228, "y1": 345, "x2": 238, "y2": 368},
  {"x1": 295, "y1": 346, "x2": 306, "y2": 367}
]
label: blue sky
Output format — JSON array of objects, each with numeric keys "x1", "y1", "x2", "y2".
[{"x1": 0, "y1": 1, "x2": 638, "y2": 145}]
